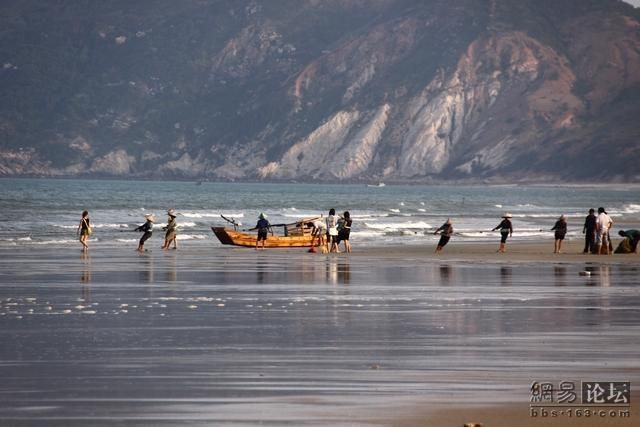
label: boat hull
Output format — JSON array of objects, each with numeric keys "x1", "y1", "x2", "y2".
[{"x1": 211, "y1": 227, "x2": 315, "y2": 248}]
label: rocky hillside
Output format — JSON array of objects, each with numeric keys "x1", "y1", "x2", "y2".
[{"x1": 1, "y1": 0, "x2": 639, "y2": 182}]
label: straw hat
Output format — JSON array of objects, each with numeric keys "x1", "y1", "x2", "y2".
[
  {"x1": 502, "y1": 213, "x2": 512, "y2": 218},
  {"x1": 167, "y1": 208, "x2": 176, "y2": 217},
  {"x1": 144, "y1": 213, "x2": 156, "y2": 222},
  {"x1": 559, "y1": 214, "x2": 566, "y2": 220},
  {"x1": 259, "y1": 212, "x2": 267, "y2": 219},
  {"x1": 445, "y1": 218, "x2": 452, "y2": 225}
]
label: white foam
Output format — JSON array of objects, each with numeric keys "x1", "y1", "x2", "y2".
[
  {"x1": 619, "y1": 204, "x2": 640, "y2": 214},
  {"x1": 181, "y1": 212, "x2": 244, "y2": 219},
  {"x1": 364, "y1": 221, "x2": 432, "y2": 230},
  {"x1": 31, "y1": 239, "x2": 79, "y2": 245},
  {"x1": 176, "y1": 234, "x2": 207, "y2": 240},
  {"x1": 17, "y1": 236, "x2": 32, "y2": 241},
  {"x1": 350, "y1": 231, "x2": 385, "y2": 238},
  {"x1": 389, "y1": 208, "x2": 400, "y2": 213},
  {"x1": 56, "y1": 223, "x2": 131, "y2": 229},
  {"x1": 116, "y1": 239, "x2": 138, "y2": 243}
]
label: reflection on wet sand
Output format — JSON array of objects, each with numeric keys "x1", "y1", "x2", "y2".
[
  {"x1": 139, "y1": 253, "x2": 154, "y2": 283},
  {"x1": 80, "y1": 251, "x2": 91, "y2": 284},
  {"x1": 0, "y1": 248, "x2": 638, "y2": 425},
  {"x1": 80, "y1": 251, "x2": 91, "y2": 302},
  {"x1": 584, "y1": 264, "x2": 611, "y2": 287},
  {"x1": 553, "y1": 265, "x2": 567, "y2": 286},
  {"x1": 164, "y1": 252, "x2": 177, "y2": 283},
  {"x1": 439, "y1": 264, "x2": 452, "y2": 285},
  {"x1": 499, "y1": 266, "x2": 512, "y2": 286}
]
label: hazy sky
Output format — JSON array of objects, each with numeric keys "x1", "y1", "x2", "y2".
[{"x1": 625, "y1": 0, "x2": 640, "y2": 6}]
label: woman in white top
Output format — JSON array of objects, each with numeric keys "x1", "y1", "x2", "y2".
[{"x1": 326, "y1": 208, "x2": 340, "y2": 253}]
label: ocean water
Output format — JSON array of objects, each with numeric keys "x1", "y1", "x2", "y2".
[{"x1": 1, "y1": 178, "x2": 639, "y2": 247}]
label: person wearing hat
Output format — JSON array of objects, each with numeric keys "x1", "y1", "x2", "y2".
[
  {"x1": 492, "y1": 213, "x2": 513, "y2": 253},
  {"x1": 248, "y1": 212, "x2": 272, "y2": 250},
  {"x1": 551, "y1": 214, "x2": 568, "y2": 254},
  {"x1": 433, "y1": 218, "x2": 453, "y2": 253},
  {"x1": 582, "y1": 208, "x2": 597, "y2": 254},
  {"x1": 134, "y1": 213, "x2": 155, "y2": 252},
  {"x1": 161, "y1": 209, "x2": 178, "y2": 250}
]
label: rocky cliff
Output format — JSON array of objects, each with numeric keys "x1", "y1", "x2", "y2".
[{"x1": 1, "y1": 0, "x2": 639, "y2": 182}]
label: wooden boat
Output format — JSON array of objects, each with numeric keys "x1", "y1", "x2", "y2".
[{"x1": 211, "y1": 215, "x2": 320, "y2": 248}]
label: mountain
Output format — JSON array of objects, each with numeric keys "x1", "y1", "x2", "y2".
[{"x1": 1, "y1": 0, "x2": 639, "y2": 182}]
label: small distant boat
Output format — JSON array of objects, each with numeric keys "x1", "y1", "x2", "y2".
[
  {"x1": 211, "y1": 215, "x2": 320, "y2": 248},
  {"x1": 367, "y1": 182, "x2": 386, "y2": 187}
]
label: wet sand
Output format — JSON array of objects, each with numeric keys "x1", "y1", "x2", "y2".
[
  {"x1": 0, "y1": 241, "x2": 638, "y2": 426},
  {"x1": 356, "y1": 239, "x2": 639, "y2": 264}
]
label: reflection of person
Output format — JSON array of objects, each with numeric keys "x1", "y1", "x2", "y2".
[
  {"x1": 551, "y1": 215, "x2": 568, "y2": 254},
  {"x1": 326, "y1": 208, "x2": 339, "y2": 253},
  {"x1": 161, "y1": 209, "x2": 178, "y2": 250},
  {"x1": 135, "y1": 214, "x2": 155, "y2": 252},
  {"x1": 76, "y1": 210, "x2": 92, "y2": 252},
  {"x1": 617, "y1": 229, "x2": 640, "y2": 254},
  {"x1": 80, "y1": 251, "x2": 91, "y2": 283},
  {"x1": 492, "y1": 213, "x2": 513, "y2": 253},
  {"x1": 434, "y1": 218, "x2": 453, "y2": 252},
  {"x1": 337, "y1": 211, "x2": 352, "y2": 253},
  {"x1": 582, "y1": 208, "x2": 597, "y2": 254},
  {"x1": 249, "y1": 213, "x2": 271, "y2": 250},
  {"x1": 595, "y1": 207, "x2": 613, "y2": 255}
]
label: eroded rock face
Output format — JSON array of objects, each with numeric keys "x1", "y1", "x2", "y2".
[
  {"x1": 90, "y1": 150, "x2": 135, "y2": 175},
  {"x1": 0, "y1": 0, "x2": 638, "y2": 181}
]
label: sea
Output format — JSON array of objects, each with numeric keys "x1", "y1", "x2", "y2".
[{"x1": 1, "y1": 178, "x2": 639, "y2": 247}]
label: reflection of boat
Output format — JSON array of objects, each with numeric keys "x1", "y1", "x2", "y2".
[
  {"x1": 212, "y1": 216, "x2": 320, "y2": 248},
  {"x1": 367, "y1": 182, "x2": 385, "y2": 187}
]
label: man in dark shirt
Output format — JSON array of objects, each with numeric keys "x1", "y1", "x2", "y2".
[
  {"x1": 582, "y1": 208, "x2": 597, "y2": 254},
  {"x1": 249, "y1": 213, "x2": 272, "y2": 250}
]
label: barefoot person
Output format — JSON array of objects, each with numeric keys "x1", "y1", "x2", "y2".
[
  {"x1": 161, "y1": 209, "x2": 178, "y2": 250},
  {"x1": 551, "y1": 215, "x2": 568, "y2": 254},
  {"x1": 135, "y1": 214, "x2": 155, "y2": 252},
  {"x1": 434, "y1": 218, "x2": 453, "y2": 253},
  {"x1": 76, "y1": 210, "x2": 92, "y2": 252},
  {"x1": 595, "y1": 207, "x2": 613, "y2": 255},
  {"x1": 582, "y1": 208, "x2": 597, "y2": 254},
  {"x1": 326, "y1": 208, "x2": 340, "y2": 253},
  {"x1": 492, "y1": 213, "x2": 513, "y2": 253},
  {"x1": 337, "y1": 211, "x2": 352, "y2": 253},
  {"x1": 309, "y1": 217, "x2": 327, "y2": 253},
  {"x1": 249, "y1": 213, "x2": 271, "y2": 250}
]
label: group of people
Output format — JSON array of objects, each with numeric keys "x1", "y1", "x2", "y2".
[
  {"x1": 247, "y1": 209, "x2": 353, "y2": 253},
  {"x1": 431, "y1": 207, "x2": 639, "y2": 255},
  {"x1": 580, "y1": 207, "x2": 639, "y2": 255},
  {"x1": 313, "y1": 209, "x2": 352, "y2": 253},
  {"x1": 78, "y1": 205, "x2": 638, "y2": 256},
  {"x1": 76, "y1": 209, "x2": 179, "y2": 252}
]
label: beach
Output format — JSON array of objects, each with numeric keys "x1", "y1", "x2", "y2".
[{"x1": 0, "y1": 239, "x2": 637, "y2": 426}]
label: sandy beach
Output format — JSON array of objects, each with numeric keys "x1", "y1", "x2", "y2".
[
  {"x1": 356, "y1": 239, "x2": 639, "y2": 264},
  {"x1": 0, "y1": 239, "x2": 637, "y2": 426}
]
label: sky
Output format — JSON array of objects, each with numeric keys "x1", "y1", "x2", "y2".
[{"x1": 624, "y1": 0, "x2": 640, "y2": 6}]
